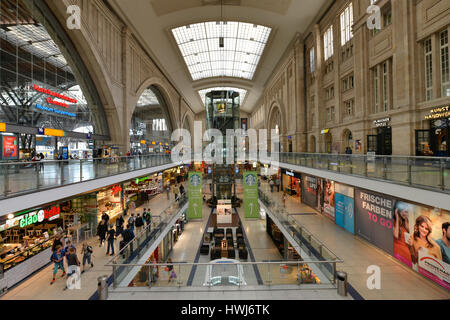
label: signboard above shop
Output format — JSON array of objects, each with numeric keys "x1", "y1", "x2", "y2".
[
  {"x1": 424, "y1": 105, "x2": 450, "y2": 120},
  {"x1": 373, "y1": 117, "x2": 390, "y2": 127}
]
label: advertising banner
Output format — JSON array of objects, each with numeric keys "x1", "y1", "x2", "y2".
[
  {"x1": 335, "y1": 183, "x2": 355, "y2": 234},
  {"x1": 188, "y1": 172, "x2": 203, "y2": 219},
  {"x1": 1, "y1": 135, "x2": 18, "y2": 160},
  {"x1": 244, "y1": 171, "x2": 259, "y2": 219},
  {"x1": 322, "y1": 179, "x2": 335, "y2": 220},
  {"x1": 302, "y1": 175, "x2": 318, "y2": 209},
  {"x1": 354, "y1": 189, "x2": 394, "y2": 255},
  {"x1": 335, "y1": 193, "x2": 355, "y2": 234},
  {"x1": 392, "y1": 200, "x2": 449, "y2": 290},
  {"x1": 217, "y1": 203, "x2": 232, "y2": 224}
]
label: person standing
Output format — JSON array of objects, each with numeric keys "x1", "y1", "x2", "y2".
[
  {"x1": 435, "y1": 222, "x2": 450, "y2": 264},
  {"x1": 282, "y1": 193, "x2": 287, "y2": 208},
  {"x1": 166, "y1": 186, "x2": 170, "y2": 200},
  {"x1": 97, "y1": 220, "x2": 107, "y2": 247},
  {"x1": 50, "y1": 245, "x2": 66, "y2": 285},
  {"x1": 275, "y1": 177, "x2": 280, "y2": 192},
  {"x1": 269, "y1": 179, "x2": 274, "y2": 193},
  {"x1": 64, "y1": 247, "x2": 80, "y2": 290},
  {"x1": 52, "y1": 233, "x2": 64, "y2": 252},
  {"x1": 64, "y1": 239, "x2": 76, "y2": 267},
  {"x1": 128, "y1": 213, "x2": 136, "y2": 233},
  {"x1": 116, "y1": 215, "x2": 125, "y2": 236},
  {"x1": 135, "y1": 214, "x2": 144, "y2": 234},
  {"x1": 81, "y1": 242, "x2": 94, "y2": 273},
  {"x1": 106, "y1": 226, "x2": 116, "y2": 256}
]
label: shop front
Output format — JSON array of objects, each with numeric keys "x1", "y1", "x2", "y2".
[
  {"x1": 416, "y1": 106, "x2": 450, "y2": 156},
  {"x1": 124, "y1": 174, "x2": 163, "y2": 208},
  {"x1": 97, "y1": 185, "x2": 123, "y2": 223},
  {"x1": 281, "y1": 169, "x2": 301, "y2": 199},
  {"x1": 301, "y1": 175, "x2": 319, "y2": 210},
  {"x1": 367, "y1": 118, "x2": 392, "y2": 155}
]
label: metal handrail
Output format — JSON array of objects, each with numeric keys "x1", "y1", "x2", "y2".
[
  {"x1": 105, "y1": 194, "x2": 187, "y2": 265},
  {"x1": 258, "y1": 187, "x2": 342, "y2": 262},
  {"x1": 106, "y1": 260, "x2": 343, "y2": 267}
]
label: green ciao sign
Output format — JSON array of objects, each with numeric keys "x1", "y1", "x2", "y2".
[
  {"x1": 188, "y1": 172, "x2": 203, "y2": 219},
  {"x1": 244, "y1": 171, "x2": 259, "y2": 219}
]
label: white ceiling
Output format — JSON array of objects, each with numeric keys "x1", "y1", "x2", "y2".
[{"x1": 109, "y1": 0, "x2": 330, "y2": 114}]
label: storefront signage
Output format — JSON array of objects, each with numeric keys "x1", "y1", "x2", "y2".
[
  {"x1": 43, "y1": 128, "x2": 64, "y2": 137},
  {"x1": 373, "y1": 117, "x2": 390, "y2": 127},
  {"x1": 285, "y1": 170, "x2": 294, "y2": 177},
  {"x1": 140, "y1": 140, "x2": 146, "y2": 144},
  {"x1": 188, "y1": 172, "x2": 203, "y2": 219},
  {"x1": 36, "y1": 104, "x2": 76, "y2": 118},
  {"x1": 111, "y1": 185, "x2": 122, "y2": 194},
  {"x1": 135, "y1": 177, "x2": 149, "y2": 184},
  {"x1": 0, "y1": 123, "x2": 5, "y2": 132},
  {"x1": 32, "y1": 84, "x2": 77, "y2": 105},
  {"x1": 321, "y1": 129, "x2": 330, "y2": 134},
  {"x1": 302, "y1": 175, "x2": 318, "y2": 211},
  {"x1": 18, "y1": 205, "x2": 61, "y2": 228},
  {"x1": 424, "y1": 106, "x2": 450, "y2": 120}
]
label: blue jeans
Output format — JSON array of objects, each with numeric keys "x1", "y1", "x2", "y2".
[{"x1": 106, "y1": 240, "x2": 115, "y2": 255}]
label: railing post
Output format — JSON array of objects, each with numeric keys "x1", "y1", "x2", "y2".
[
  {"x1": 440, "y1": 159, "x2": 445, "y2": 190},
  {"x1": 383, "y1": 157, "x2": 387, "y2": 180},
  {"x1": 113, "y1": 264, "x2": 117, "y2": 289},
  {"x1": 80, "y1": 160, "x2": 83, "y2": 182},
  {"x1": 36, "y1": 163, "x2": 41, "y2": 189},
  {"x1": 60, "y1": 161, "x2": 65, "y2": 184},
  {"x1": 407, "y1": 158, "x2": 412, "y2": 185},
  {"x1": 4, "y1": 164, "x2": 10, "y2": 195},
  {"x1": 332, "y1": 262, "x2": 337, "y2": 285},
  {"x1": 364, "y1": 156, "x2": 368, "y2": 177},
  {"x1": 148, "y1": 265, "x2": 152, "y2": 288}
]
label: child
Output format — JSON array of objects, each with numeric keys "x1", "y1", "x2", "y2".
[
  {"x1": 64, "y1": 247, "x2": 81, "y2": 290},
  {"x1": 81, "y1": 242, "x2": 94, "y2": 274},
  {"x1": 50, "y1": 245, "x2": 66, "y2": 285}
]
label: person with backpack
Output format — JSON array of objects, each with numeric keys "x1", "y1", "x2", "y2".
[
  {"x1": 81, "y1": 242, "x2": 94, "y2": 274},
  {"x1": 106, "y1": 225, "x2": 116, "y2": 256},
  {"x1": 50, "y1": 245, "x2": 66, "y2": 285},
  {"x1": 97, "y1": 219, "x2": 108, "y2": 247},
  {"x1": 144, "y1": 209, "x2": 151, "y2": 226},
  {"x1": 135, "y1": 213, "x2": 144, "y2": 234}
]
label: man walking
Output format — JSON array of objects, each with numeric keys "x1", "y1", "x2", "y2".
[{"x1": 106, "y1": 225, "x2": 116, "y2": 256}]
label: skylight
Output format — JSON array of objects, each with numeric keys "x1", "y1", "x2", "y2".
[
  {"x1": 198, "y1": 87, "x2": 247, "y2": 106},
  {"x1": 136, "y1": 89, "x2": 160, "y2": 106},
  {"x1": 172, "y1": 21, "x2": 272, "y2": 81}
]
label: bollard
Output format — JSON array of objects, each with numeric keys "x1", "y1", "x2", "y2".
[
  {"x1": 336, "y1": 271, "x2": 348, "y2": 296},
  {"x1": 97, "y1": 275, "x2": 109, "y2": 300}
]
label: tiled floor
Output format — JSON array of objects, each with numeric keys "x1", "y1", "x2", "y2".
[
  {"x1": 0, "y1": 193, "x2": 172, "y2": 300},
  {"x1": 259, "y1": 181, "x2": 450, "y2": 300}
]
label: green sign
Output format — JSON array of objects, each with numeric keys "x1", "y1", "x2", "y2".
[
  {"x1": 188, "y1": 172, "x2": 203, "y2": 219},
  {"x1": 136, "y1": 176, "x2": 149, "y2": 184},
  {"x1": 244, "y1": 171, "x2": 259, "y2": 219}
]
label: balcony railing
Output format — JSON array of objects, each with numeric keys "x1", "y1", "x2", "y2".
[
  {"x1": 0, "y1": 154, "x2": 173, "y2": 199},
  {"x1": 268, "y1": 152, "x2": 450, "y2": 192}
]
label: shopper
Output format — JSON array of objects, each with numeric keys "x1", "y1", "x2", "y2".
[
  {"x1": 282, "y1": 193, "x2": 287, "y2": 208},
  {"x1": 179, "y1": 184, "x2": 185, "y2": 196},
  {"x1": 65, "y1": 247, "x2": 80, "y2": 277},
  {"x1": 128, "y1": 213, "x2": 135, "y2": 233},
  {"x1": 269, "y1": 179, "x2": 274, "y2": 193},
  {"x1": 144, "y1": 209, "x2": 151, "y2": 226},
  {"x1": 101, "y1": 211, "x2": 110, "y2": 224},
  {"x1": 275, "y1": 178, "x2": 280, "y2": 192},
  {"x1": 64, "y1": 239, "x2": 76, "y2": 265},
  {"x1": 106, "y1": 225, "x2": 116, "y2": 256},
  {"x1": 116, "y1": 215, "x2": 125, "y2": 236},
  {"x1": 81, "y1": 242, "x2": 94, "y2": 273},
  {"x1": 97, "y1": 219, "x2": 108, "y2": 247},
  {"x1": 166, "y1": 186, "x2": 170, "y2": 200},
  {"x1": 52, "y1": 233, "x2": 64, "y2": 252},
  {"x1": 166, "y1": 258, "x2": 175, "y2": 283},
  {"x1": 50, "y1": 245, "x2": 66, "y2": 285},
  {"x1": 135, "y1": 213, "x2": 144, "y2": 234}
]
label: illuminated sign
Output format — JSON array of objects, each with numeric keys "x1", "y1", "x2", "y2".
[
  {"x1": 32, "y1": 84, "x2": 77, "y2": 105},
  {"x1": 1, "y1": 135, "x2": 18, "y2": 160},
  {"x1": 425, "y1": 106, "x2": 450, "y2": 120},
  {"x1": 135, "y1": 177, "x2": 149, "y2": 184},
  {"x1": 140, "y1": 140, "x2": 146, "y2": 144},
  {"x1": 373, "y1": 117, "x2": 390, "y2": 127},
  {"x1": 18, "y1": 205, "x2": 60, "y2": 228},
  {"x1": 0, "y1": 123, "x2": 5, "y2": 132},
  {"x1": 36, "y1": 104, "x2": 76, "y2": 118},
  {"x1": 44, "y1": 128, "x2": 64, "y2": 137},
  {"x1": 285, "y1": 170, "x2": 294, "y2": 177},
  {"x1": 111, "y1": 184, "x2": 122, "y2": 194},
  {"x1": 321, "y1": 129, "x2": 330, "y2": 134}
]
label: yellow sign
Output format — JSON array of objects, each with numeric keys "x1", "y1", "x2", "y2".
[
  {"x1": 44, "y1": 128, "x2": 64, "y2": 137},
  {"x1": 425, "y1": 105, "x2": 450, "y2": 120},
  {"x1": 152, "y1": 141, "x2": 156, "y2": 145},
  {"x1": 321, "y1": 129, "x2": 330, "y2": 134},
  {"x1": 140, "y1": 140, "x2": 146, "y2": 144},
  {"x1": 0, "y1": 123, "x2": 5, "y2": 132}
]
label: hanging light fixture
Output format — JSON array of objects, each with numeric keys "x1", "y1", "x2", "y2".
[{"x1": 219, "y1": 0, "x2": 224, "y2": 48}]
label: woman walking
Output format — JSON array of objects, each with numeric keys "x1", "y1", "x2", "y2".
[{"x1": 97, "y1": 220, "x2": 107, "y2": 247}]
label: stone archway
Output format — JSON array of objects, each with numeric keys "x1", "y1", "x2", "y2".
[
  {"x1": 267, "y1": 103, "x2": 284, "y2": 152},
  {"x1": 342, "y1": 129, "x2": 353, "y2": 153},
  {"x1": 309, "y1": 135, "x2": 317, "y2": 153}
]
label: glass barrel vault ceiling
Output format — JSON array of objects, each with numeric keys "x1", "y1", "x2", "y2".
[
  {"x1": 198, "y1": 87, "x2": 247, "y2": 106},
  {"x1": 171, "y1": 21, "x2": 272, "y2": 81}
]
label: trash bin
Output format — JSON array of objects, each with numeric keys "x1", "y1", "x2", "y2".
[
  {"x1": 97, "y1": 275, "x2": 109, "y2": 300},
  {"x1": 336, "y1": 271, "x2": 347, "y2": 296}
]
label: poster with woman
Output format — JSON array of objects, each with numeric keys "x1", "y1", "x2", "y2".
[
  {"x1": 393, "y1": 201, "x2": 449, "y2": 290},
  {"x1": 322, "y1": 180, "x2": 335, "y2": 220}
]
